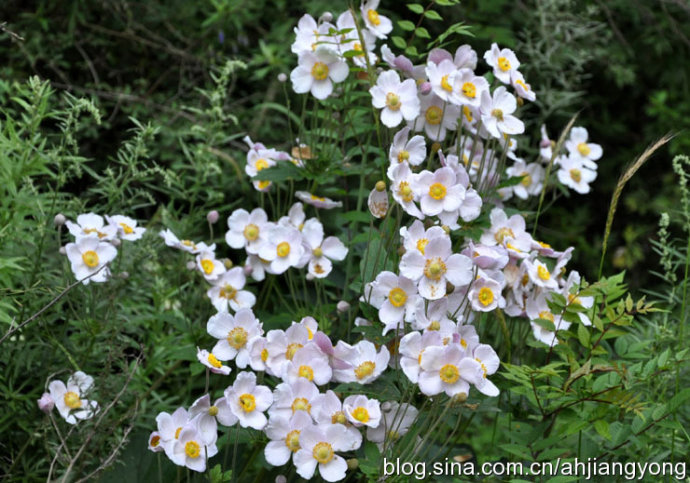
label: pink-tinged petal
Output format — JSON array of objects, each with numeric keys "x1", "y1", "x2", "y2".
[
  {"x1": 444, "y1": 254, "x2": 473, "y2": 286},
  {"x1": 294, "y1": 450, "x2": 318, "y2": 479},
  {"x1": 328, "y1": 60, "x2": 349, "y2": 83},
  {"x1": 399, "y1": 252, "x2": 425, "y2": 281},
  {"x1": 418, "y1": 370, "x2": 443, "y2": 395},
  {"x1": 265, "y1": 440, "x2": 291, "y2": 466},
  {"x1": 319, "y1": 455, "x2": 348, "y2": 482},
  {"x1": 311, "y1": 79, "x2": 333, "y2": 100},
  {"x1": 418, "y1": 276, "x2": 444, "y2": 300}
]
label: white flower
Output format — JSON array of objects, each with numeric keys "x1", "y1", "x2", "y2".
[
  {"x1": 468, "y1": 277, "x2": 505, "y2": 312},
  {"x1": 557, "y1": 156, "x2": 597, "y2": 194},
  {"x1": 425, "y1": 59, "x2": 458, "y2": 102},
  {"x1": 505, "y1": 159, "x2": 544, "y2": 199},
  {"x1": 451, "y1": 68, "x2": 489, "y2": 108},
  {"x1": 188, "y1": 394, "x2": 237, "y2": 444},
  {"x1": 269, "y1": 379, "x2": 320, "y2": 421},
  {"x1": 65, "y1": 237, "x2": 117, "y2": 284},
  {"x1": 106, "y1": 215, "x2": 145, "y2": 241},
  {"x1": 412, "y1": 297, "x2": 454, "y2": 331},
  {"x1": 565, "y1": 127, "x2": 602, "y2": 169},
  {"x1": 156, "y1": 407, "x2": 191, "y2": 456},
  {"x1": 526, "y1": 294, "x2": 570, "y2": 346},
  {"x1": 453, "y1": 45, "x2": 477, "y2": 70},
  {"x1": 365, "y1": 271, "x2": 418, "y2": 334},
  {"x1": 170, "y1": 423, "x2": 218, "y2": 472},
  {"x1": 293, "y1": 424, "x2": 352, "y2": 481},
  {"x1": 399, "y1": 231, "x2": 474, "y2": 300},
  {"x1": 400, "y1": 220, "x2": 446, "y2": 256},
  {"x1": 399, "y1": 329, "x2": 444, "y2": 382},
  {"x1": 65, "y1": 213, "x2": 117, "y2": 242},
  {"x1": 160, "y1": 229, "x2": 213, "y2": 254},
  {"x1": 361, "y1": 0, "x2": 393, "y2": 39},
  {"x1": 264, "y1": 411, "x2": 314, "y2": 467},
  {"x1": 472, "y1": 344, "x2": 500, "y2": 396},
  {"x1": 332, "y1": 340, "x2": 389, "y2": 384},
  {"x1": 559, "y1": 270, "x2": 594, "y2": 326},
  {"x1": 483, "y1": 43, "x2": 520, "y2": 84},
  {"x1": 418, "y1": 343, "x2": 483, "y2": 397},
  {"x1": 343, "y1": 394, "x2": 381, "y2": 428},
  {"x1": 390, "y1": 163, "x2": 423, "y2": 219},
  {"x1": 370, "y1": 70, "x2": 420, "y2": 128},
  {"x1": 258, "y1": 225, "x2": 305, "y2": 275},
  {"x1": 525, "y1": 259, "x2": 559, "y2": 290},
  {"x1": 336, "y1": 11, "x2": 378, "y2": 69},
  {"x1": 264, "y1": 325, "x2": 311, "y2": 378},
  {"x1": 292, "y1": 14, "x2": 336, "y2": 55},
  {"x1": 388, "y1": 127, "x2": 426, "y2": 177},
  {"x1": 225, "y1": 208, "x2": 269, "y2": 254},
  {"x1": 196, "y1": 348, "x2": 231, "y2": 375},
  {"x1": 283, "y1": 343, "x2": 332, "y2": 386},
  {"x1": 195, "y1": 250, "x2": 226, "y2": 281},
  {"x1": 206, "y1": 309, "x2": 263, "y2": 367},
  {"x1": 291, "y1": 48, "x2": 349, "y2": 100},
  {"x1": 413, "y1": 167, "x2": 465, "y2": 218},
  {"x1": 300, "y1": 219, "x2": 348, "y2": 278},
  {"x1": 48, "y1": 371, "x2": 98, "y2": 424},
  {"x1": 295, "y1": 191, "x2": 343, "y2": 209},
  {"x1": 510, "y1": 71, "x2": 536, "y2": 102},
  {"x1": 224, "y1": 371, "x2": 273, "y2": 430},
  {"x1": 413, "y1": 94, "x2": 459, "y2": 141},
  {"x1": 278, "y1": 202, "x2": 306, "y2": 230},
  {"x1": 311, "y1": 390, "x2": 363, "y2": 450},
  {"x1": 479, "y1": 208, "x2": 532, "y2": 249},
  {"x1": 206, "y1": 267, "x2": 256, "y2": 312},
  {"x1": 480, "y1": 86, "x2": 524, "y2": 139},
  {"x1": 368, "y1": 184, "x2": 389, "y2": 219},
  {"x1": 148, "y1": 431, "x2": 164, "y2": 452}
]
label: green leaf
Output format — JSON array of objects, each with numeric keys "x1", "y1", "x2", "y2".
[
  {"x1": 667, "y1": 388, "x2": 690, "y2": 413},
  {"x1": 397, "y1": 20, "x2": 416, "y2": 31},
  {"x1": 593, "y1": 419, "x2": 611, "y2": 440},
  {"x1": 391, "y1": 36, "x2": 407, "y2": 49},
  {"x1": 415, "y1": 27, "x2": 431, "y2": 39},
  {"x1": 577, "y1": 323, "x2": 590, "y2": 348},
  {"x1": 404, "y1": 45, "x2": 418, "y2": 57},
  {"x1": 406, "y1": 3, "x2": 424, "y2": 14},
  {"x1": 252, "y1": 162, "x2": 304, "y2": 182},
  {"x1": 423, "y1": 10, "x2": 443, "y2": 21}
]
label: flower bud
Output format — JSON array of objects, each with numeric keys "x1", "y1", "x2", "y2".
[
  {"x1": 277, "y1": 73, "x2": 288, "y2": 83},
  {"x1": 37, "y1": 393, "x2": 54, "y2": 413},
  {"x1": 111, "y1": 238, "x2": 121, "y2": 247},
  {"x1": 119, "y1": 271, "x2": 130, "y2": 279},
  {"x1": 319, "y1": 12, "x2": 333, "y2": 23},
  {"x1": 186, "y1": 261, "x2": 197, "y2": 271},
  {"x1": 451, "y1": 392, "x2": 468, "y2": 404},
  {"x1": 207, "y1": 210, "x2": 219, "y2": 224},
  {"x1": 419, "y1": 81, "x2": 432, "y2": 95},
  {"x1": 59, "y1": 246, "x2": 67, "y2": 255},
  {"x1": 346, "y1": 459, "x2": 359, "y2": 471},
  {"x1": 336, "y1": 301, "x2": 350, "y2": 313},
  {"x1": 243, "y1": 264, "x2": 253, "y2": 276},
  {"x1": 54, "y1": 213, "x2": 66, "y2": 227},
  {"x1": 223, "y1": 258, "x2": 233, "y2": 269}
]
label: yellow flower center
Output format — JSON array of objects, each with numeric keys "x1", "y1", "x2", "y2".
[
  {"x1": 255, "y1": 158, "x2": 269, "y2": 171},
  {"x1": 441, "y1": 75, "x2": 453, "y2": 92},
  {"x1": 491, "y1": 108, "x2": 504, "y2": 121},
  {"x1": 460, "y1": 338, "x2": 467, "y2": 349},
  {"x1": 475, "y1": 359, "x2": 488, "y2": 377},
  {"x1": 312, "y1": 246, "x2": 324, "y2": 257},
  {"x1": 227, "y1": 327, "x2": 248, "y2": 349},
  {"x1": 494, "y1": 227, "x2": 515, "y2": 244},
  {"x1": 150, "y1": 435, "x2": 160, "y2": 447},
  {"x1": 81, "y1": 250, "x2": 99, "y2": 268},
  {"x1": 515, "y1": 79, "x2": 529, "y2": 91},
  {"x1": 285, "y1": 430, "x2": 301, "y2": 452},
  {"x1": 478, "y1": 287, "x2": 494, "y2": 306},
  {"x1": 277, "y1": 241, "x2": 291, "y2": 257},
  {"x1": 181, "y1": 240, "x2": 197, "y2": 249},
  {"x1": 570, "y1": 168, "x2": 582, "y2": 183},
  {"x1": 201, "y1": 259, "x2": 214, "y2": 275},
  {"x1": 399, "y1": 182, "x2": 414, "y2": 202},
  {"x1": 185, "y1": 441, "x2": 201, "y2": 459},
  {"x1": 577, "y1": 142, "x2": 591, "y2": 157},
  {"x1": 462, "y1": 105, "x2": 473, "y2": 122},
  {"x1": 397, "y1": 150, "x2": 409, "y2": 163},
  {"x1": 416, "y1": 238, "x2": 429, "y2": 254},
  {"x1": 261, "y1": 348, "x2": 269, "y2": 362},
  {"x1": 119, "y1": 222, "x2": 134, "y2": 235},
  {"x1": 439, "y1": 363, "x2": 460, "y2": 383},
  {"x1": 424, "y1": 257, "x2": 447, "y2": 281},
  {"x1": 388, "y1": 287, "x2": 408, "y2": 308},
  {"x1": 243, "y1": 223, "x2": 259, "y2": 241},
  {"x1": 331, "y1": 410, "x2": 348, "y2": 425},
  {"x1": 219, "y1": 284, "x2": 237, "y2": 300},
  {"x1": 313, "y1": 442, "x2": 334, "y2": 464},
  {"x1": 539, "y1": 310, "x2": 555, "y2": 322},
  {"x1": 352, "y1": 42, "x2": 364, "y2": 56},
  {"x1": 239, "y1": 393, "x2": 256, "y2": 412},
  {"x1": 497, "y1": 56, "x2": 511, "y2": 71},
  {"x1": 352, "y1": 407, "x2": 370, "y2": 423},
  {"x1": 520, "y1": 172, "x2": 532, "y2": 187},
  {"x1": 175, "y1": 427, "x2": 182, "y2": 439},
  {"x1": 425, "y1": 106, "x2": 443, "y2": 125},
  {"x1": 367, "y1": 9, "x2": 381, "y2": 26},
  {"x1": 207, "y1": 353, "x2": 222, "y2": 368},
  {"x1": 521, "y1": 274, "x2": 530, "y2": 286},
  {"x1": 298, "y1": 365, "x2": 314, "y2": 381},
  {"x1": 537, "y1": 265, "x2": 551, "y2": 281},
  {"x1": 314, "y1": 264, "x2": 325, "y2": 274},
  {"x1": 461, "y1": 82, "x2": 476, "y2": 98},
  {"x1": 64, "y1": 391, "x2": 81, "y2": 409},
  {"x1": 311, "y1": 62, "x2": 329, "y2": 81},
  {"x1": 286, "y1": 343, "x2": 303, "y2": 360},
  {"x1": 291, "y1": 397, "x2": 311, "y2": 413},
  {"x1": 428, "y1": 320, "x2": 440, "y2": 331},
  {"x1": 310, "y1": 194, "x2": 326, "y2": 202},
  {"x1": 355, "y1": 361, "x2": 376, "y2": 380},
  {"x1": 385, "y1": 92, "x2": 401, "y2": 111},
  {"x1": 209, "y1": 405, "x2": 219, "y2": 416},
  {"x1": 257, "y1": 180, "x2": 271, "y2": 190},
  {"x1": 428, "y1": 182, "x2": 447, "y2": 200}
]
